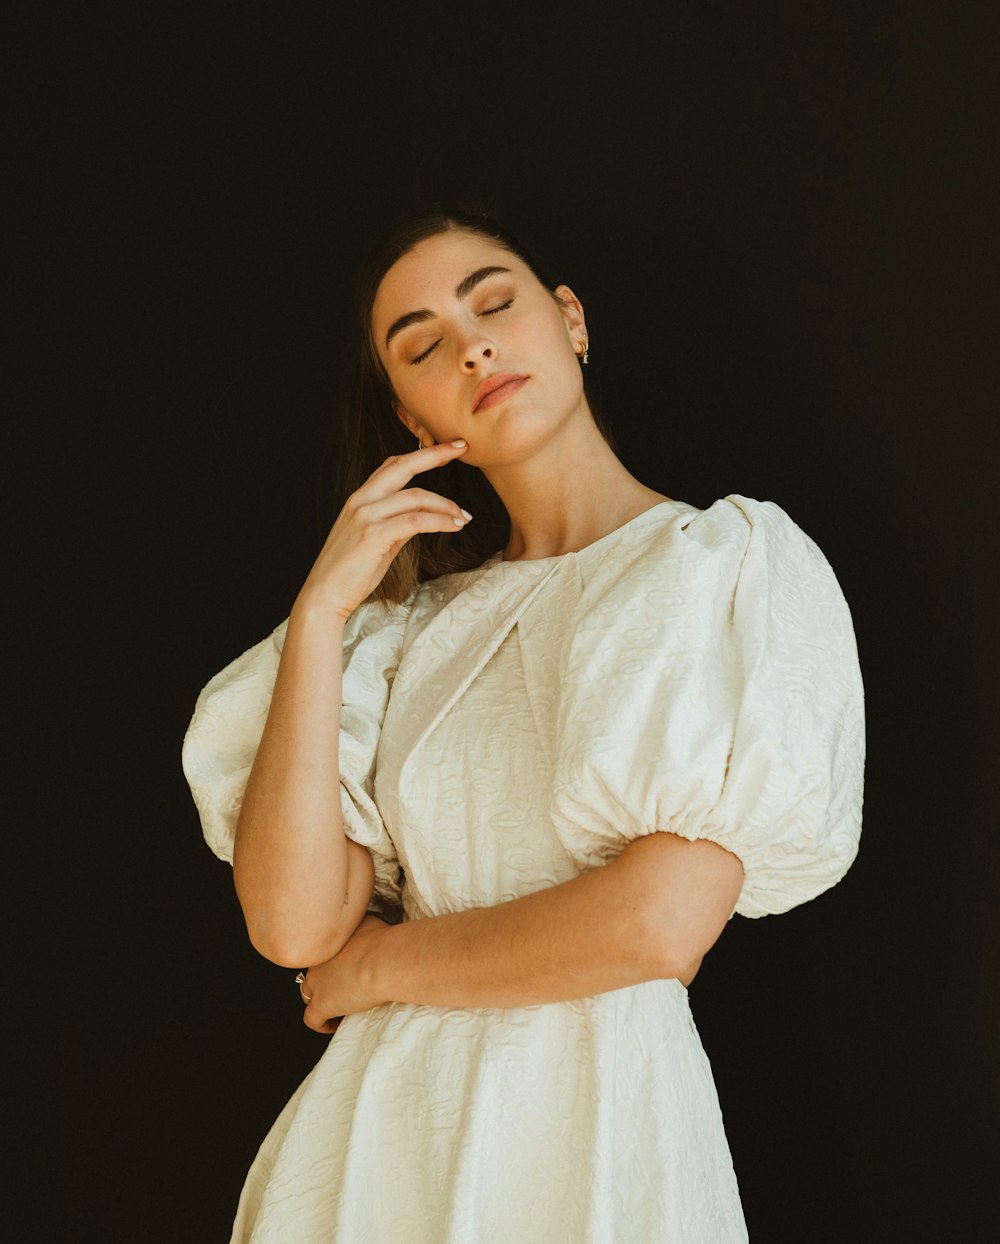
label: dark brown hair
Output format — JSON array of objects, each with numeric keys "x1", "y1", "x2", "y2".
[{"x1": 329, "y1": 206, "x2": 615, "y2": 605}]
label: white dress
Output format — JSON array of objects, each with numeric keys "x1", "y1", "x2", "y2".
[{"x1": 182, "y1": 495, "x2": 865, "y2": 1243}]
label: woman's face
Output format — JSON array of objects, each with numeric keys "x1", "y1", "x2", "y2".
[{"x1": 371, "y1": 229, "x2": 589, "y2": 467}]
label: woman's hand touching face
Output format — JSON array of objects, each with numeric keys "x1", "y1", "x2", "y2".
[
  {"x1": 296, "y1": 439, "x2": 473, "y2": 621},
  {"x1": 372, "y1": 230, "x2": 589, "y2": 468}
]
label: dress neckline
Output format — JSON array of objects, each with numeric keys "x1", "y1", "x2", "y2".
[{"x1": 488, "y1": 499, "x2": 683, "y2": 567}]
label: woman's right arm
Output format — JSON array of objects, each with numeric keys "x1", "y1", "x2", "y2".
[
  {"x1": 232, "y1": 439, "x2": 471, "y2": 967},
  {"x1": 233, "y1": 594, "x2": 366, "y2": 968}
]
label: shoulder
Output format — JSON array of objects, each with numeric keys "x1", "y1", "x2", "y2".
[
  {"x1": 661, "y1": 493, "x2": 835, "y2": 580},
  {"x1": 576, "y1": 493, "x2": 838, "y2": 624},
  {"x1": 677, "y1": 494, "x2": 844, "y2": 608},
  {"x1": 585, "y1": 493, "x2": 789, "y2": 584},
  {"x1": 676, "y1": 493, "x2": 802, "y2": 546}
]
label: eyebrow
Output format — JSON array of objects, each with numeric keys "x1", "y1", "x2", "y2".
[{"x1": 383, "y1": 266, "x2": 513, "y2": 349}]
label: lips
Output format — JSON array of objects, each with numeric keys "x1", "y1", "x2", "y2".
[{"x1": 472, "y1": 373, "x2": 529, "y2": 413}]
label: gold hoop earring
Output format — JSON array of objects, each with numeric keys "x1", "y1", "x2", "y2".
[{"x1": 577, "y1": 339, "x2": 589, "y2": 364}]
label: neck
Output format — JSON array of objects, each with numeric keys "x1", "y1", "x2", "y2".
[{"x1": 480, "y1": 406, "x2": 669, "y2": 562}]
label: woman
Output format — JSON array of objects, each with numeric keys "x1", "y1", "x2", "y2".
[{"x1": 182, "y1": 208, "x2": 865, "y2": 1242}]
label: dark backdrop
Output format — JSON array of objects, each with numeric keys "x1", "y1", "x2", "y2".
[{"x1": 15, "y1": 3, "x2": 997, "y2": 1239}]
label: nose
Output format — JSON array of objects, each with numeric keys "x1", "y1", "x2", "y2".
[{"x1": 460, "y1": 334, "x2": 496, "y2": 371}]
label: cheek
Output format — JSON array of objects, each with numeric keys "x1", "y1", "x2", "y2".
[
  {"x1": 394, "y1": 369, "x2": 455, "y2": 427},
  {"x1": 521, "y1": 311, "x2": 573, "y2": 368},
  {"x1": 526, "y1": 324, "x2": 580, "y2": 391}
]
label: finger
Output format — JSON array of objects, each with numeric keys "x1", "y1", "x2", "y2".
[
  {"x1": 360, "y1": 487, "x2": 471, "y2": 528},
  {"x1": 303, "y1": 1004, "x2": 344, "y2": 1035},
  {"x1": 368, "y1": 508, "x2": 474, "y2": 548},
  {"x1": 353, "y1": 440, "x2": 468, "y2": 504},
  {"x1": 302, "y1": 1003, "x2": 326, "y2": 1033}
]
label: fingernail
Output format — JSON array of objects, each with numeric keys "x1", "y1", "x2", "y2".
[
  {"x1": 450, "y1": 439, "x2": 467, "y2": 447},
  {"x1": 460, "y1": 509, "x2": 473, "y2": 522}
]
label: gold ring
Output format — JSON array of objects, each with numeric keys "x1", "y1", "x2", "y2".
[{"x1": 294, "y1": 971, "x2": 313, "y2": 1004}]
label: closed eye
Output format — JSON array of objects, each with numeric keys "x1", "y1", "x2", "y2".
[
  {"x1": 410, "y1": 342, "x2": 438, "y2": 365},
  {"x1": 410, "y1": 299, "x2": 515, "y2": 365}
]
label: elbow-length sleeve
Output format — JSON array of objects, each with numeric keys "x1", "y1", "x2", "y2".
[
  {"x1": 180, "y1": 598, "x2": 411, "y2": 917},
  {"x1": 551, "y1": 494, "x2": 866, "y2": 919}
]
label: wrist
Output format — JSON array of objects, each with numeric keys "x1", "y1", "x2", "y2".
[
  {"x1": 290, "y1": 586, "x2": 351, "y2": 633},
  {"x1": 358, "y1": 918, "x2": 395, "y2": 1006}
]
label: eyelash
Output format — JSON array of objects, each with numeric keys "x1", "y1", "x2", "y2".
[{"x1": 410, "y1": 299, "x2": 514, "y2": 365}]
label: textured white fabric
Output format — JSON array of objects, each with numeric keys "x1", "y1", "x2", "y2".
[{"x1": 182, "y1": 494, "x2": 865, "y2": 1242}]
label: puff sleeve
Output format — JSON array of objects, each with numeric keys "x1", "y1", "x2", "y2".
[
  {"x1": 181, "y1": 598, "x2": 411, "y2": 918},
  {"x1": 551, "y1": 495, "x2": 865, "y2": 919}
]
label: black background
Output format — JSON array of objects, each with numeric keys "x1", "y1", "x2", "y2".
[{"x1": 14, "y1": 2, "x2": 997, "y2": 1240}]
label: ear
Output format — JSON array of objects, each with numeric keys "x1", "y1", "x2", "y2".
[
  {"x1": 553, "y1": 283, "x2": 587, "y2": 352},
  {"x1": 394, "y1": 399, "x2": 428, "y2": 445}
]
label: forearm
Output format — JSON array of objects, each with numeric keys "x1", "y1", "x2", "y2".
[
  {"x1": 367, "y1": 835, "x2": 704, "y2": 1010},
  {"x1": 234, "y1": 593, "x2": 364, "y2": 965}
]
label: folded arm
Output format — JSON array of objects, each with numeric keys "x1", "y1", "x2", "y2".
[{"x1": 303, "y1": 832, "x2": 743, "y2": 1026}]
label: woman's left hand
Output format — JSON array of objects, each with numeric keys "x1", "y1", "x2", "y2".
[{"x1": 299, "y1": 913, "x2": 390, "y2": 1034}]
